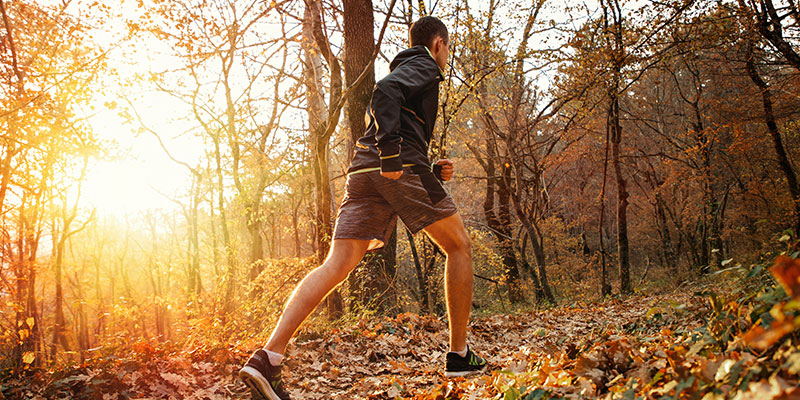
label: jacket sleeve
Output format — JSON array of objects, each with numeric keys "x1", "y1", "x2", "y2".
[{"x1": 370, "y1": 57, "x2": 440, "y2": 172}]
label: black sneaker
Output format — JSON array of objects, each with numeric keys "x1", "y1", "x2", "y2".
[
  {"x1": 445, "y1": 346, "x2": 488, "y2": 377},
  {"x1": 239, "y1": 349, "x2": 291, "y2": 400}
]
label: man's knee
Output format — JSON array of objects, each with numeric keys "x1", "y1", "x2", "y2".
[
  {"x1": 320, "y1": 239, "x2": 369, "y2": 280},
  {"x1": 442, "y1": 228, "x2": 471, "y2": 257},
  {"x1": 318, "y1": 259, "x2": 353, "y2": 282}
]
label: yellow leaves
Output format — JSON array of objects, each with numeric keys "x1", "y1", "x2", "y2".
[{"x1": 22, "y1": 351, "x2": 35, "y2": 364}]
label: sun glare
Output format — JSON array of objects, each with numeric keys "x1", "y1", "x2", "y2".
[
  {"x1": 80, "y1": 98, "x2": 203, "y2": 217},
  {"x1": 80, "y1": 158, "x2": 175, "y2": 217}
]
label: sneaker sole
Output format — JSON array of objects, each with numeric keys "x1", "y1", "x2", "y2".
[
  {"x1": 445, "y1": 367, "x2": 486, "y2": 378},
  {"x1": 239, "y1": 366, "x2": 282, "y2": 400}
]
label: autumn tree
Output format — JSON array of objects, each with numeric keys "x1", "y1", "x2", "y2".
[
  {"x1": 0, "y1": 0, "x2": 106, "y2": 369},
  {"x1": 129, "y1": 0, "x2": 297, "y2": 316}
]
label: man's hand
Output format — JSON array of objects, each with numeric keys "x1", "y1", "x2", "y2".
[
  {"x1": 381, "y1": 170, "x2": 403, "y2": 180},
  {"x1": 436, "y1": 159, "x2": 454, "y2": 181}
]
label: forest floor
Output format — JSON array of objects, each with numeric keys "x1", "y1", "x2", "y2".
[{"x1": 7, "y1": 261, "x2": 800, "y2": 399}]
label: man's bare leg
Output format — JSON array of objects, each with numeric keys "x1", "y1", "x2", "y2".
[
  {"x1": 264, "y1": 238, "x2": 370, "y2": 355},
  {"x1": 423, "y1": 213, "x2": 473, "y2": 352}
]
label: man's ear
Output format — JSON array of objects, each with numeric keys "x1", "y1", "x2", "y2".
[{"x1": 433, "y1": 36, "x2": 445, "y2": 53}]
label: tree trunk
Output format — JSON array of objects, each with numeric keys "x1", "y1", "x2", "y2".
[
  {"x1": 610, "y1": 96, "x2": 631, "y2": 294},
  {"x1": 303, "y1": 1, "x2": 342, "y2": 318},
  {"x1": 292, "y1": 193, "x2": 303, "y2": 257},
  {"x1": 604, "y1": 0, "x2": 632, "y2": 294},
  {"x1": 343, "y1": 0, "x2": 398, "y2": 313},
  {"x1": 598, "y1": 107, "x2": 612, "y2": 297},
  {"x1": 406, "y1": 228, "x2": 431, "y2": 312},
  {"x1": 519, "y1": 230, "x2": 545, "y2": 302},
  {"x1": 50, "y1": 206, "x2": 74, "y2": 361},
  {"x1": 213, "y1": 133, "x2": 236, "y2": 316},
  {"x1": 654, "y1": 193, "x2": 677, "y2": 269},
  {"x1": 343, "y1": 0, "x2": 375, "y2": 162},
  {"x1": 190, "y1": 173, "x2": 202, "y2": 296},
  {"x1": 745, "y1": 49, "x2": 800, "y2": 234},
  {"x1": 482, "y1": 147, "x2": 523, "y2": 302}
]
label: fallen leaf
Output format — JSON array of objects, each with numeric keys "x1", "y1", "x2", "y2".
[{"x1": 769, "y1": 256, "x2": 800, "y2": 299}]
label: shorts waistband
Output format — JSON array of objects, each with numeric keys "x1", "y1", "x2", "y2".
[{"x1": 348, "y1": 163, "x2": 434, "y2": 176}]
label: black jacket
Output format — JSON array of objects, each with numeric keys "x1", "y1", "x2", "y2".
[{"x1": 347, "y1": 45, "x2": 444, "y2": 175}]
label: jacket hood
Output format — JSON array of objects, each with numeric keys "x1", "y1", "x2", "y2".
[{"x1": 390, "y1": 45, "x2": 439, "y2": 73}]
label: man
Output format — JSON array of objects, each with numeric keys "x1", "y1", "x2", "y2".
[{"x1": 239, "y1": 16, "x2": 487, "y2": 400}]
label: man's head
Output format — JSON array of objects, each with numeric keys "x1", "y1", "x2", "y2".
[{"x1": 410, "y1": 16, "x2": 449, "y2": 71}]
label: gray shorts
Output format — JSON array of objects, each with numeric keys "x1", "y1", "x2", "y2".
[{"x1": 333, "y1": 165, "x2": 458, "y2": 251}]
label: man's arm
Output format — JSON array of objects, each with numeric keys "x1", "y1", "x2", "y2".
[{"x1": 370, "y1": 57, "x2": 440, "y2": 176}]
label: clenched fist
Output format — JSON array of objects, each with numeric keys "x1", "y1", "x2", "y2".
[{"x1": 435, "y1": 159, "x2": 454, "y2": 181}]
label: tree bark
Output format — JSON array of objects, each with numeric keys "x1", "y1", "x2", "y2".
[
  {"x1": 745, "y1": 48, "x2": 800, "y2": 234},
  {"x1": 213, "y1": 132, "x2": 237, "y2": 316},
  {"x1": 303, "y1": 1, "x2": 342, "y2": 317},
  {"x1": 603, "y1": 0, "x2": 632, "y2": 294},
  {"x1": 344, "y1": 0, "x2": 375, "y2": 162}
]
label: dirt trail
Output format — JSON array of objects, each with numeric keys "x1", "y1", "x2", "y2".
[{"x1": 225, "y1": 288, "x2": 706, "y2": 399}]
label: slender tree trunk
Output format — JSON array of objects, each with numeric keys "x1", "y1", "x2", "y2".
[
  {"x1": 343, "y1": 0, "x2": 399, "y2": 314},
  {"x1": 303, "y1": 1, "x2": 342, "y2": 317},
  {"x1": 72, "y1": 270, "x2": 89, "y2": 363},
  {"x1": 519, "y1": 230, "x2": 545, "y2": 302},
  {"x1": 610, "y1": 96, "x2": 631, "y2": 294},
  {"x1": 213, "y1": 134, "x2": 236, "y2": 316},
  {"x1": 598, "y1": 107, "x2": 612, "y2": 297},
  {"x1": 603, "y1": 0, "x2": 631, "y2": 294},
  {"x1": 654, "y1": 193, "x2": 677, "y2": 268},
  {"x1": 189, "y1": 174, "x2": 202, "y2": 296},
  {"x1": 292, "y1": 194, "x2": 302, "y2": 257},
  {"x1": 50, "y1": 208, "x2": 73, "y2": 361},
  {"x1": 745, "y1": 50, "x2": 800, "y2": 233},
  {"x1": 406, "y1": 228, "x2": 430, "y2": 312},
  {"x1": 0, "y1": 0, "x2": 22, "y2": 216},
  {"x1": 481, "y1": 147, "x2": 523, "y2": 302}
]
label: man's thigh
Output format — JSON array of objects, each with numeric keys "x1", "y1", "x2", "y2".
[
  {"x1": 333, "y1": 172, "x2": 398, "y2": 250},
  {"x1": 371, "y1": 166, "x2": 458, "y2": 234},
  {"x1": 422, "y1": 212, "x2": 470, "y2": 254}
]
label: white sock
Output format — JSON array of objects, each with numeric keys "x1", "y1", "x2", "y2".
[
  {"x1": 451, "y1": 347, "x2": 468, "y2": 358},
  {"x1": 263, "y1": 348, "x2": 284, "y2": 366}
]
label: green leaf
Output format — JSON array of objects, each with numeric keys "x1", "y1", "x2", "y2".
[
  {"x1": 524, "y1": 389, "x2": 549, "y2": 400},
  {"x1": 621, "y1": 387, "x2": 636, "y2": 400},
  {"x1": 504, "y1": 386, "x2": 521, "y2": 400},
  {"x1": 746, "y1": 264, "x2": 764, "y2": 279},
  {"x1": 671, "y1": 377, "x2": 695, "y2": 399},
  {"x1": 649, "y1": 371, "x2": 664, "y2": 386}
]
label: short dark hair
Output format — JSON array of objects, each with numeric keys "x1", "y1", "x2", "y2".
[{"x1": 409, "y1": 16, "x2": 448, "y2": 48}]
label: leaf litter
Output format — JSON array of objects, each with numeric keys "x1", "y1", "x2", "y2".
[{"x1": 8, "y1": 257, "x2": 800, "y2": 399}]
